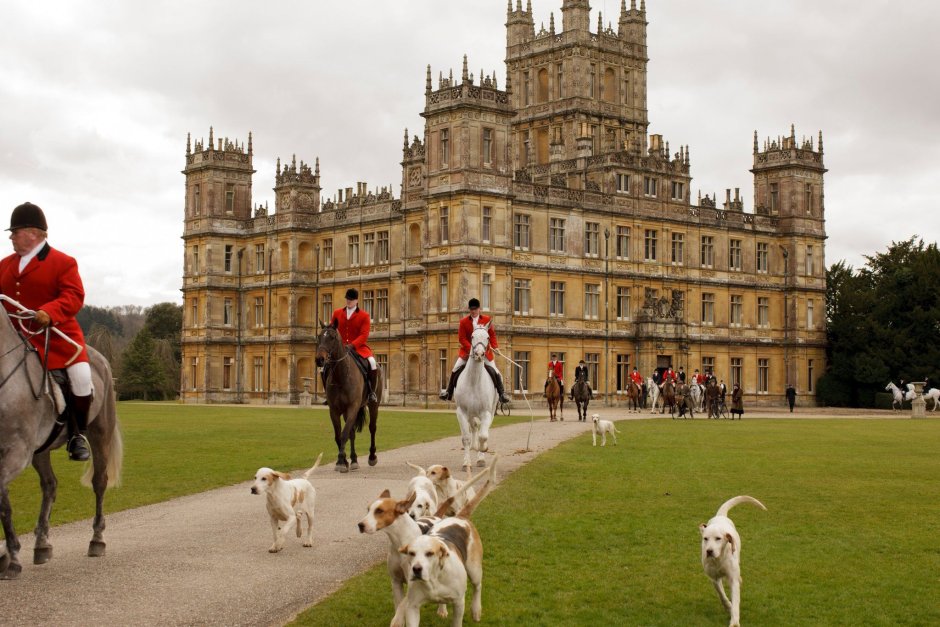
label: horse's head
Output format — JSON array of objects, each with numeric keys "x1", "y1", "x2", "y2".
[
  {"x1": 315, "y1": 319, "x2": 343, "y2": 366},
  {"x1": 469, "y1": 324, "x2": 490, "y2": 361}
]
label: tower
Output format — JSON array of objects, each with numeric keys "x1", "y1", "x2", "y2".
[
  {"x1": 182, "y1": 127, "x2": 254, "y2": 223},
  {"x1": 274, "y1": 154, "x2": 321, "y2": 214},
  {"x1": 751, "y1": 125, "x2": 826, "y2": 228}
]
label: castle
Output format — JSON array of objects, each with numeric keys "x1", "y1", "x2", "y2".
[{"x1": 180, "y1": 0, "x2": 827, "y2": 406}]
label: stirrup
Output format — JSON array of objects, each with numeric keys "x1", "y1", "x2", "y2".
[{"x1": 67, "y1": 434, "x2": 90, "y2": 462}]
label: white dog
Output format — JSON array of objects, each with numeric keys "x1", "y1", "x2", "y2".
[
  {"x1": 250, "y1": 453, "x2": 322, "y2": 553},
  {"x1": 408, "y1": 462, "x2": 476, "y2": 517},
  {"x1": 591, "y1": 414, "x2": 619, "y2": 446},
  {"x1": 405, "y1": 468, "x2": 439, "y2": 520},
  {"x1": 699, "y1": 495, "x2": 767, "y2": 627}
]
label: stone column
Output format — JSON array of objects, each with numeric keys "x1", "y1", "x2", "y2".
[{"x1": 911, "y1": 381, "x2": 927, "y2": 418}]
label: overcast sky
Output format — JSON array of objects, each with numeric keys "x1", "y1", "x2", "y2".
[{"x1": 1, "y1": 0, "x2": 937, "y2": 307}]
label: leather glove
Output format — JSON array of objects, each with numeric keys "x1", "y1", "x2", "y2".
[{"x1": 34, "y1": 310, "x2": 52, "y2": 327}]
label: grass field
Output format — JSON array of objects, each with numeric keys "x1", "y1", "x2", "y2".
[
  {"x1": 294, "y1": 418, "x2": 940, "y2": 626},
  {"x1": 6, "y1": 402, "x2": 526, "y2": 534}
]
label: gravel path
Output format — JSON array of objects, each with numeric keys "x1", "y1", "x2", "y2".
[{"x1": 0, "y1": 408, "x2": 611, "y2": 626}]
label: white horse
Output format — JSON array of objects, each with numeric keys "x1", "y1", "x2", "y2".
[
  {"x1": 924, "y1": 388, "x2": 940, "y2": 411},
  {"x1": 688, "y1": 382, "x2": 704, "y2": 412},
  {"x1": 884, "y1": 382, "x2": 915, "y2": 410},
  {"x1": 452, "y1": 325, "x2": 497, "y2": 470},
  {"x1": 647, "y1": 377, "x2": 662, "y2": 413}
]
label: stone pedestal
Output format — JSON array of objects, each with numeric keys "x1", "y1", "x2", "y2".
[{"x1": 911, "y1": 381, "x2": 927, "y2": 418}]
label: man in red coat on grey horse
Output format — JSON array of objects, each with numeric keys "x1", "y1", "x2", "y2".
[
  {"x1": 0, "y1": 202, "x2": 92, "y2": 460},
  {"x1": 439, "y1": 298, "x2": 510, "y2": 404},
  {"x1": 325, "y1": 288, "x2": 378, "y2": 403}
]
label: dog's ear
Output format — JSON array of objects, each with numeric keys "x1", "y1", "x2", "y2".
[
  {"x1": 380, "y1": 489, "x2": 391, "y2": 499},
  {"x1": 725, "y1": 532, "x2": 736, "y2": 554},
  {"x1": 699, "y1": 523, "x2": 707, "y2": 533},
  {"x1": 272, "y1": 471, "x2": 291, "y2": 481},
  {"x1": 439, "y1": 466, "x2": 450, "y2": 481},
  {"x1": 437, "y1": 543, "x2": 450, "y2": 565},
  {"x1": 396, "y1": 491, "x2": 417, "y2": 515},
  {"x1": 398, "y1": 543, "x2": 411, "y2": 555}
]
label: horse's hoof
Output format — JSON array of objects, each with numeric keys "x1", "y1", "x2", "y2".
[
  {"x1": 88, "y1": 541, "x2": 106, "y2": 558},
  {"x1": 0, "y1": 553, "x2": 9, "y2": 573},
  {"x1": 338, "y1": 464, "x2": 349, "y2": 474},
  {"x1": 1, "y1": 562, "x2": 22, "y2": 580},
  {"x1": 476, "y1": 459, "x2": 486, "y2": 468},
  {"x1": 349, "y1": 462, "x2": 360, "y2": 471},
  {"x1": 368, "y1": 456, "x2": 377, "y2": 467},
  {"x1": 33, "y1": 546, "x2": 53, "y2": 564}
]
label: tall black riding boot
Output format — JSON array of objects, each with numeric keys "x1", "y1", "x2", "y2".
[
  {"x1": 367, "y1": 369, "x2": 378, "y2": 403},
  {"x1": 439, "y1": 366, "x2": 465, "y2": 401},
  {"x1": 320, "y1": 367, "x2": 330, "y2": 405},
  {"x1": 485, "y1": 365, "x2": 511, "y2": 404},
  {"x1": 67, "y1": 394, "x2": 92, "y2": 462}
]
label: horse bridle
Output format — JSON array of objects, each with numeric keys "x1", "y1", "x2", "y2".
[
  {"x1": 470, "y1": 337, "x2": 489, "y2": 361},
  {"x1": 0, "y1": 310, "x2": 46, "y2": 400}
]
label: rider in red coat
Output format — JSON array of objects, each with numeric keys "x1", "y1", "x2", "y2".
[
  {"x1": 661, "y1": 365, "x2": 677, "y2": 387},
  {"x1": 327, "y1": 288, "x2": 378, "y2": 403},
  {"x1": 0, "y1": 202, "x2": 92, "y2": 460},
  {"x1": 545, "y1": 353, "x2": 564, "y2": 397},
  {"x1": 440, "y1": 298, "x2": 510, "y2": 403}
]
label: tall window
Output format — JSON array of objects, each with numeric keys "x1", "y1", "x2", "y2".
[
  {"x1": 700, "y1": 236, "x2": 714, "y2": 268},
  {"x1": 805, "y1": 245, "x2": 814, "y2": 276},
  {"x1": 644, "y1": 229, "x2": 658, "y2": 261},
  {"x1": 584, "y1": 284, "x2": 600, "y2": 319},
  {"x1": 758, "y1": 297, "x2": 770, "y2": 327},
  {"x1": 702, "y1": 356, "x2": 715, "y2": 377},
  {"x1": 616, "y1": 287, "x2": 631, "y2": 320},
  {"x1": 362, "y1": 290, "x2": 375, "y2": 318},
  {"x1": 513, "y1": 279, "x2": 531, "y2": 315},
  {"x1": 223, "y1": 356, "x2": 233, "y2": 390},
  {"x1": 363, "y1": 232, "x2": 375, "y2": 266},
  {"x1": 644, "y1": 176, "x2": 658, "y2": 197},
  {"x1": 584, "y1": 222, "x2": 600, "y2": 257},
  {"x1": 616, "y1": 173, "x2": 630, "y2": 193},
  {"x1": 805, "y1": 183, "x2": 813, "y2": 215},
  {"x1": 756, "y1": 242, "x2": 769, "y2": 273},
  {"x1": 223, "y1": 298, "x2": 233, "y2": 326},
  {"x1": 770, "y1": 183, "x2": 779, "y2": 212},
  {"x1": 616, "y1": 355, "x2": 631, "y2": 392},
  {"x1": 190, "y1": 298, "x2": 199, "y2": 326},
  {"x1": 585, "y1": 353, "x2": 599, "y2": 389},
  {"x1": 375, "y1": 354, "x2": 388, "y2": 391},
  {"x1": 321, "y1": 293, "x2": 332, "y2": 323},
  {"x1": 589, "y1": 63, "x2": 596, "y2": 98},
  {"x1": 729, "y1": 239, "x2": 742, "y2": 271},
  {"x1": 550, "y1": 281, "x2": 566, "y2": 317},
  {"x1": 225, "y1": 184, "x2": 235, "y2": 213},
  {"x1": 808, "y1": 359, "x2": 815, "y2": 393},
  {"x1": 252, "y1": 357, "x2": 263, "y2": 392},
  {"x1": 348, "y1": 235, "x2": 360, "y2": 267},
  {"x1": 323, "y1": 238, "x2": 333, "y2": 269},
  {"x1": 758, "y1": 358, "x2": 769, "y2": 393},
  {"x1": 440, "y1": 129, "x2": 449, "y2": 166},
  {"x1": 616, "y1": 226, "x2": 631, "y2": 259},
  {"x1": 731, "y1": 357, "x2": 742, "y2": 389},
  {"x1": 556, "y1": 63, "x2": 563, "y2": 98},
  {"x1": 482, "y1": 273, "x2": 492, "y2": 310},
  {"x1": 701, "y1": 293, "x2": 715, "y2": 325},
  {"x1": 439, "y1": 349, "x2": 449, "y2": 392},
  {"x1": 513, "y1": 214, "x2": 530, "y2": 250},
  {"x1": 377, "y1": 231, "x2": 389, "y2": 264},
  {"x1": 730, "y1": 294, "x2": 743, "y2": 326},
  {"x1": 254, "y1": 244, "x2": 265, "y2": 273},
  {"x1": 191, "y1": 245, "x2": 200, "y2": 274},
  {"x1": 375, "y1": 289, "x2": 389, "y2": 321},
  {"x1": 439, "y1": 274, "x2": 448, "y2": 311},
  {"x1": 482, "y1": 128, "x2": 493, "y2": 165},
  {"x1": 523, "y1": 72, "x2": 530, "y2": 106},
  {"x1": 254, "y1": 297, "x2": 264, "y2": 327},
  {"x1": 482, "y1": 207, "x2": 492, "y2": 243},
  {"x1": 671, "y1": 181, "x2": 684, "y2": 201},
  {"x1": 807, "y1": 299, "x2": 815, "y2": 330},
  {"x1": 549, "y1": 218, "x2": 566, "y2": 253},
  {"x1": 193, "y1": 184, "x2": 201, "y2": 215},
  {"x1": 439, "y1": 207, "x2": 449, "y2": 243},
  {"x1": 671, "y1": 233, "x2": 684, "y2": 265},
  {"x1": 513, "y1": 351, "x2": 530, "y2": 392},
  {"x1": 224, "y1": 244, "x2": 234, "y2": 272}
]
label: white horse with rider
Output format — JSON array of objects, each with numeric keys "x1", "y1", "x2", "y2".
[
  {"x1": 884, "y1": 382, "x2": 915, "y2": 410},
  {"x1": 452, "y1": 324, "x2": 498, "y2": 470},
  {"x1": 647, "y1": 376, "x2": 662, "y2": 413}
]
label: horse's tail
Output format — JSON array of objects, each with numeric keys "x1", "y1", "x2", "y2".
[
  {"x1": 82, "y1": 413, "x2": 123, "y2": 489},
  {"x1": 355, "y1": 407, "x2": 366, "y2": 433}
]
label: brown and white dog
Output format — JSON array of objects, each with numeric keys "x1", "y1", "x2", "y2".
[
  {"x1": 408, "y1": 462, "x2": 476, "y2": 517},
  {"x1": 699, "y1": 495, "x2": 767, "y2": 627},
  {"x1": 591, "y1": 414, "x2": 619, "y2": 446},
  {"x1": 404, "y1": 464, "x2": 440, "y2": 520},
  {"x1": 250, "y1": 453, "x2": 322, "y2": 553},
  {"x1": 359, "y1": 459, "x2": 496, "y2": 617}
]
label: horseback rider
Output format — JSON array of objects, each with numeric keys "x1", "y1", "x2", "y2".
[
  {"x1": 439, "y1": 298, "x2": 510, "y2": 403},
  {"x1": 326, "y1": 288, "x2": 378, "y2": 403},
  {"x1": 569, "y1": 358, "x2": 593, "y2": 400},
  {"x1": 630, "y1": 366, "x2": 643, "y2": 389},
  {"x1": 661, "y1": 364, "x2": 677, "y2": 388},
  {"x1": 0, "y1": 202, "x2": 92, "y2": 461},
  {"x1": 545, "y1": 353, "x2": 564, "y2": 398},
  {"x1": 678, "y1": 366, "x2": 686, "y2": 383}
]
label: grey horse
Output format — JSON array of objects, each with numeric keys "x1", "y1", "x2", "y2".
[{"x1": 0, "y1": 306, "x2": 123, "y2": 580}]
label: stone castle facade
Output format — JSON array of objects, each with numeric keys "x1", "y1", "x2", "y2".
[{"x1": 180, "y1": 0, "x2": 827, "y2": 406}]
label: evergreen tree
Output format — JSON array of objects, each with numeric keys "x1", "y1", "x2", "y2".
[{"x1": 118, "y1": 328, "x2": 166, "y2": 400}]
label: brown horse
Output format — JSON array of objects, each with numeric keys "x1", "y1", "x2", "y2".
[
  {"x1": 660, "y1": 379, "x2": 676, "y2": 415},
  {"x1": 545, "y1": 371, "x2": 563, "y2": 422},
  {"x1": 626, "y1": 380, "x2": 641, "y2": 413},
  {"x1": 571, "y1": 372, "x2": 591, "y2": 422},
  {"x1": 315, "y1": 321, "x2": 382, "y2": 473}
]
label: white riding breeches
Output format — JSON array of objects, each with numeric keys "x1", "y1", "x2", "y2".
[
  {"x1": 67, "y1": 361, "x2": 93, "y2": 397},
  {"x1": 452, "y1": 356, "x2": 496, "y2": 372},
  {"x1": 367, "y1": 356, "x2": 377, "y2": 370}
]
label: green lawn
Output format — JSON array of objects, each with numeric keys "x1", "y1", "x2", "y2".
[
  {"x1": 6, "y1": 402, "x2": 527, "y2": 534},
  {"x1": 295, "y1": 419, "x2": 940, "y2": 626}
]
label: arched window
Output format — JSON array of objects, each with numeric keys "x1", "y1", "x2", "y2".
[
  {"x1": 537, "y1": 68, "x2": 549, "y2": 103},
  {"x1": 603, "y1": 68, "x2": 616, "y2": 103}
]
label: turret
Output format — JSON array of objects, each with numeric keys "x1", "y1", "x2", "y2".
[
  {"x1": 561, "y1": 0, "x2": 591, "y2": 33},
  {"x1": 182, "y1": 127, "x2": 254, "y2": 222}
]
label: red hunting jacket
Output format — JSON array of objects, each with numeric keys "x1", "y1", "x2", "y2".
[
  {"x1": 330, "y1": 306, "x2": 373, "y2": 359},
  {"x1": 630, "y1": 370, "x2": 643, "y2": 385},
  {"x1": 0, "y1": 243, "x2": 89, "y2": 368},
  {"x1": 548, "y1": 360, "x2": 564, "y2": 381},
  {"x1": 457, "y1": 314, "x2": 497, "y2": 361}
]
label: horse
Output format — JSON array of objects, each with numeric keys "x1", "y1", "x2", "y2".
[
  {"x1": 884, "y1": 382, "x2": 915, "y2": 411},
  {"x1": 705, "y1": 380, "x2": 721, "y2": 418},
  {"x1": 625, "y1": 380, "x2": 641, "y2": 413},
  {"x1": 315, "y1": 321, "x2": 382, "y2": 473},
  {"x1": 571, "y1": 372, "x2": 591, "y2": 422},
  {"x1": 0, "y1": 305, "x2": 123, "y2": 580},
  {"x1": 688, "y1": 382, "x2": 704, "y2": 412},
  {"x1": 452, "y1": 324, "x2": 498, "y2": 470},
  {"x1": 545, "y1": 371, "x2": 563, "y2": 422},
  {"x1": 646, "y1": 376, "x2": 661, "y2": 413},
  {"x1": 673, "y1": 382, "x2": 695, "y2": 419},
  {"x1": 660, "y1": 379, "x2": 676, "y2": 415},
  {"x1": 924, "y1": 388, "x2": 940, "y2": 411}
]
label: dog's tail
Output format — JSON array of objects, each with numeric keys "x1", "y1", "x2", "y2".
[
  {"x1": 716, "y1": 495, "x2": 766, "y2": 518},
  {"x1": 431, "y1": 458, "x2": 493, "y2": 518},
  {"x1": 406, "y1": 461, "x2": 427, "y2": 476},
  {"x1": 455, "y1": 456, "x2": 499, "y2": 520},
  {"x1": 302, "y1": 452, "x2": 324, "y2": 481}
]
